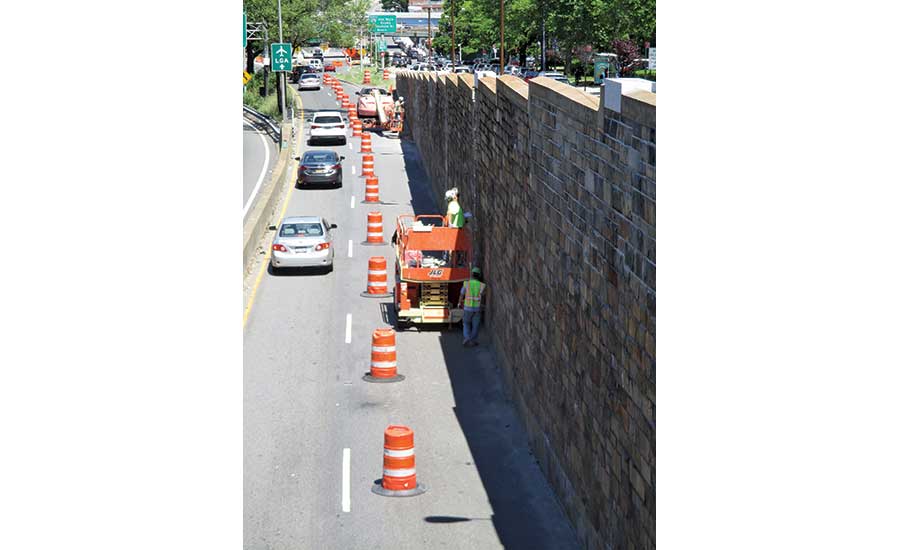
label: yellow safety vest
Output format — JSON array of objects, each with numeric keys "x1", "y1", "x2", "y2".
[{"x1": 463, "y1": 279, "x2": 484, "y2": 309}]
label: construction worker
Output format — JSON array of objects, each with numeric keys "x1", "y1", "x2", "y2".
[
  {"x1": 445, "y1": 187, "x2": 465, "y2": 228},
  {"x1": 457, "y1": 267, "x2": 486, "y2": 347}
]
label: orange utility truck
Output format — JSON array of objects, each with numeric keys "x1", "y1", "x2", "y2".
[{"x1": 393, "y1": 214, "x2": 473, "y2": 328}]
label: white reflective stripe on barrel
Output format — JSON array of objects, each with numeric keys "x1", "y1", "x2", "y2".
[
  {"x1": 368, "y1": 269, "x2": 387, "y2": 275},
  {"x1": 367, "y1": 222, "x2": 383, "y2": 227},
  {"x1": 372, "y1": 345, "x2": 396, "y2": 353},
  {"x1": 383, "y1": 447, "x2": 415, "y2": 458},
  {"x1": 371, "y1": 360, "x2": 396, "y2": 368},
  {"x1": 367, "y1": 233, "x2": 383, "y2": 238},
  {"x1": 383, "y1": 468, "x2": 416, "y2": 477}
]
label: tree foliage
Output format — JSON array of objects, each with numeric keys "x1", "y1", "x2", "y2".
[
  {"x1": 380, "y1": 0, "x2": 409, "y2": 12},
  {"x1": 433, "y1": 0, "x2": 655, "y2": 67},
  {"x1": 244, "y1": 0, "x2": 370, "y2": 66}
]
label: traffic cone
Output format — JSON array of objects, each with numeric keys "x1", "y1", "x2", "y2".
[
  {"x1": 360, "y1": 133, "x2": 373, "y2": 153},
  {"x1": 360, "y1": 211, "x2": 386, "y2": 247},
  {"x1": 363, "y1": 176, "x2": 380, "y2": 204},
  {"x1": 383, "y1": 68, "x2": 390, "y2": 80},
  {"x1": 372, "y1": 425, "x2": 426, "y2": 496},
  {"x1": 360, "y1": 256, "x2": 392, "y2": 298},
  {"x1": 348, "y1": 105, "x2": 358, "y2": 120},
  {"x1": 363, "y1": 69, "x2": 372, "y2": 84},
  {"x1": 363, "y1": 329, "x2": 405, "y2": 382},
  {"x1": 352, "y1": 119, "x2": 363, "y2": 137},
  {"x1": 361, "y1": 154, "x2": 375, "y2": 177},
  {"x1": 341, "y1": 95, "x2": 351, "y2": 109}
]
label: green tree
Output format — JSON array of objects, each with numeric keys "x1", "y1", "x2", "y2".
[{"x1": 381, "y1": 0, "x2": 409, "y2": 11}]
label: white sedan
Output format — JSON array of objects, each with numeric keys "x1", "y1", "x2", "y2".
[{"x1": 308, "y1": 111, "x2": 347, "y2": 145}]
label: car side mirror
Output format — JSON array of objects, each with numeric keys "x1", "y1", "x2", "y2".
[
  {"x1": 355, "y1": 91, "x2": 360, "y2": 95},
  {"x1": 330, "y1": 224, "x2": 338, "y2": 229},
  {"x1": 340, "y1": 156, "x2": 345, "y2": 160},
  {"x1": 268, "y1": 225, "x2": 277, "y2": 231}
]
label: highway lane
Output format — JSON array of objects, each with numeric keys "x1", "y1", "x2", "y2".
[
  {"x1": 243, "y1": 117, "x2": 277, "y2": 218},
  {"x1": 243, "y1": 78, "x2": 579, "y2": 550}
]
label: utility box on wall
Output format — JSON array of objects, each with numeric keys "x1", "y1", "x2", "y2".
[{"x1": 603, "y1": 78, "x2": 656, "y2": 113}]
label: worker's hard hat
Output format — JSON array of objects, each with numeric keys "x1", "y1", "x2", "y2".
[{"x1": 445, "y1": 187, "x2": 459, "y2": 201}]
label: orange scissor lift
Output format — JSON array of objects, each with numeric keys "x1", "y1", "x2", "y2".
[{"x1": 393, "y1": 214, "x2": 473, "y2": 328}]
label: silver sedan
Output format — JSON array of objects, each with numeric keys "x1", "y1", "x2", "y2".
[
  {"x1": 268, "y1": 216, "x2": 337, "y2": 273},
  {"x1": 299, "y1": 73, "x2": 321, "y2": 90}
]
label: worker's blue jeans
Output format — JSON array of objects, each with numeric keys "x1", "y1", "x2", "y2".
[{"x1": 462, "y1": 309, "x2": 482, "y2": 343}]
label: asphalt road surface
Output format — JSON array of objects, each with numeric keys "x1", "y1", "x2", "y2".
[
  {"x1": 243, "y1": 78, "x2": 580, "y2": 550},
  {"x1": 243, "y1": 117, "x2": 277, "y2": 218}
]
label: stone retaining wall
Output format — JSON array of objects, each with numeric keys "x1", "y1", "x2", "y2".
[{"x1": 396, "y1": 72, "x2": 656, "y2": 550}]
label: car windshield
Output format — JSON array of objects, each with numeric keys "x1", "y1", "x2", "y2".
[
  {"x1": 280, "y1": 223, "x2": 324, "y2": 237},
  {"x1": 314, "y1": 116, "x2": 342, "y2": 124},
  {"x1": 303, "y1": 151, "x2": 337, "y2": 163},
  {"x1": 360, "y1": 88, "x2": 388, "y2": 96}
]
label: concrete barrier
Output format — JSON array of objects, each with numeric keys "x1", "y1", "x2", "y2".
[{"x1": 242, "y1": 87, "x2": 301, "y2": 273}]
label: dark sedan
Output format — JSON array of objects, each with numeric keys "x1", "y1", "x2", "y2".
[{"x1": 296, "y1": 150, "x2": 344, "y2": 188}]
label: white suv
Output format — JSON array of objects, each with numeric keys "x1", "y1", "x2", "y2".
[
  {"x1": 308, "y1": 111, "x2": 347, "y2": 145},
  {"x1": 308, "y1": 58, "x2": 323, "y2": 72}
]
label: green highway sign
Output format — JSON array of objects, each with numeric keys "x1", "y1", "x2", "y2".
[
  {"x1": 270, "y1": 43, "x2": 292, "y2": 72},
  {"x1": 243, "y1": 12, "x2": 247, "y2": 48},
  {"x1": 369, "y1": 14, "x2": 397, "y2": 33},
  {"x1": 376, "y1": 38, "x2": 387, "y2": 53}
]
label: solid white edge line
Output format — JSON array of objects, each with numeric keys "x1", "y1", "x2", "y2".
[
  {"x1": 242, "y1": 118, "x2": 272, "y2": 219},
  {"x1": 342, "y1": 448, "x2": 351, "y2": 513},
  {"x1": 345, "y1": 313, "x2": 352, "y2": 344},
  {"x1": 348, "y1": 239, "x2": 353, "y2": 258},
  {"x1": 351, "y1": 195, "x2": 355, "y2": 208},
  {"x1": 349, "y1": 142, "x2": 353, "y2": 150},
  {"x1": 351, "y1": 165, "x2": 356, "y2": 175}
]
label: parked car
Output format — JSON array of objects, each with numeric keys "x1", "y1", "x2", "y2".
[
  {"x1": 536, "y1": 71, "x2": 570, "y2": 85},
  {"x1": 308, "y1": 111, "x2": 347, "y2": 145},
  {"x1": 523, "y1": 70, "x2": 541, "y2": 82},
  {"x1": 299, "y1": 73, "x2": 321, "y2": 90},
  {"x1": 296, "y1": 150, "x2": 344, "y2": 188},
  {"x1": 453, "y1": 66, "x2": 472, "y2": 74},
  {"x1": 269, "y1": 216, "x2": 337, "y2": 273}
]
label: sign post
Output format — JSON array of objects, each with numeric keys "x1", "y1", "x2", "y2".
[
  {"x1": 270, "y1": 43, "x2": 293, "y2": 72},
  {"x1": 648, "y1": 47, "x2": 656, "y2": 71}
]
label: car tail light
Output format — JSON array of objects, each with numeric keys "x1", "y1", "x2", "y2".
[
  {"x1": 315, "y1": 242, "x2": 331, "y2": 251},
  {"x1": 272, "y1": 244, "x2": 287, "y2": 252},
  {"x1": 299, "y1": 165, "x2": 309, "y2": 171},
  {"x1": 311, "y1": 125, "x2": 320, "y2": 129},
  {"x1": 338, "y1": 124, "x2": 345, "y2": 129}
]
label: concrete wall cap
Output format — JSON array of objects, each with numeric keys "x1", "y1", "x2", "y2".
[{"x1": 529, "y1": 76, "x2": 600, "y2": 111}]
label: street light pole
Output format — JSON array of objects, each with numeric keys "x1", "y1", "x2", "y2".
[
  {"x1": 427, "y1": 7, "x2": 432, "y2": 64},
  {"x1": 451, "y1": 0, "x2": 456, "y2": 69},
  {"x1": 499, "y1": 0, "x2": 504, "y2": 73},
  {"x1": 277, "y1": 0, "x2": 287, "y2": 122},
  {"x1": 541, "y1": 0, "x2": 546, "y2": 71}
]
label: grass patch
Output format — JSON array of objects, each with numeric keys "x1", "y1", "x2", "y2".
[
  {"x1": 339, "y1": 66, "x2": 391, "y2": 88},
  {"x1": 243, "y1": 71, "x2": 282, "y2": 119}
]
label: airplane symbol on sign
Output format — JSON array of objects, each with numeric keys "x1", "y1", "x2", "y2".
[{"x1": 276, "y1": 46, "x2": 287, "y2": 55}]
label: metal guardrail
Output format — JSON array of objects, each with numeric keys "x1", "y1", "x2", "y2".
[{"x1": 243, "y1": 105, "x2": 282, "y2": 147}]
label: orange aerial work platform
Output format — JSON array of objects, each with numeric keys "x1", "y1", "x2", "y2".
[{"x1": 393, "y1": 214, "x2": 473, "y2": 328}]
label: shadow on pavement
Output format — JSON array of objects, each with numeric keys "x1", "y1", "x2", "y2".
[
  {"x1": 266, "y1": 264, "x2": 333, "y2": 277},
  {"x1": 393, "y1": 137, "x2": 581, "y2": 549}
]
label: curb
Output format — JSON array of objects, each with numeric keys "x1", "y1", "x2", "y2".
[{"x1": 242, "y1": 86, "x2": 302, "y2": 273}]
